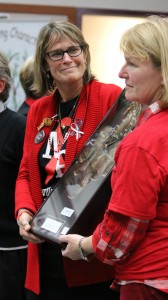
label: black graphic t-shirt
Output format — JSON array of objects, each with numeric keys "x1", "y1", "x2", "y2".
[{"x1": 38, "y1": 97, "x2": 77, "y2": 201}]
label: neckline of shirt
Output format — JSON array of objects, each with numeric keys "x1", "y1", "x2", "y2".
[{"x1": 0, "y1": 101, "x2": 6, "y2": 113}]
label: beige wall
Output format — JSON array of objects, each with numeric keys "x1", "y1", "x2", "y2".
[{"x1": 82, "y1": 15, "x2": 145, "y2": 87}]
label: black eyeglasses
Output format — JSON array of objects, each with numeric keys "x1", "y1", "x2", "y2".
[{"x1": 46, "y1": 45, "x2": 83, "y2": 61}]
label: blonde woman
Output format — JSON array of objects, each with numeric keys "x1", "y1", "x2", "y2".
[{"x1": 60, "y1": 15, "x2": 168, "y2": 300}]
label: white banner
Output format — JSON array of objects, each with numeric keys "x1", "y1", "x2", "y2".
[{"x1": 0, "y1": 14, "x2": 67, "y2": 110}]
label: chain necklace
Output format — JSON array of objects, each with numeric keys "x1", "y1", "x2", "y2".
[
  {"x1": 35, "y1": 94, "x2": 84, "y2": 145},
  {"x1": 58, "y1": 96, "x2": 79, "y2": 131},
  {"x1": 48, "y1": 96, "x2": 79, "y2": 153}
]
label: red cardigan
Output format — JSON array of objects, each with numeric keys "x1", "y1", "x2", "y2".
[{"x1": 15, "y1": 79, "x2": 122, "y2": 294}]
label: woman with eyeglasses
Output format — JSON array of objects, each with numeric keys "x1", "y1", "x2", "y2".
[{"x1": 15, "y1": 21, "x2": 122, "y2": 300}]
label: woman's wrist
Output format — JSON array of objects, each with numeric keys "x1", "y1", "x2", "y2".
[
  {"x1": 78, "y1": 236, "x2": 94, "y2": 262},
  {"x1": 17, "y1": 208, "x2": 33, "y2": 225}
]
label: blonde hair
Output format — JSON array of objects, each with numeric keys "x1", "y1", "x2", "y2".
[
  {"x1": 19, "y1": 56, "x2": 39, "y2": 99},
  {"x1": 0, "y1": 51, "x2": 12, "y2": 102},
  {"x1": 33, "y1": 21, "x2": 95, "y2": 97},
  {"x1": 120, "y1": 15, "x2": 168, "y2": 108}
]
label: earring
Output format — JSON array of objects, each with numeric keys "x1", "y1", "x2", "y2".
[{"x1": 46, "y1": 71, "x2": 55, "y2": 91}]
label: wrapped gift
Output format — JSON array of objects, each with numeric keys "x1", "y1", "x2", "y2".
[{"x1": 30, "y1": 90, "x2": 141, "y2": 244}]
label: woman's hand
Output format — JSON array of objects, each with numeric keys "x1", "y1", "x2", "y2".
[
  {"x1": 17, "y1": 211, "x2": 44, "y2": 244},
  {"x1": 59, "y1": 234, "x2": 94, "y2": 261},
  {"x1": 59, "y1": 234, "x2": 83, "y2": 260}
]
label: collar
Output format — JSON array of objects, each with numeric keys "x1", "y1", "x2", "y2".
[
  {"x1": 0, "y1": 101, "x2": 6, "y2": 113},
  {"x1": 137, "y1": 101, "x2": 161, "y2": 126}
]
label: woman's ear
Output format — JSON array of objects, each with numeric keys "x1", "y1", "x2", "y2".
[{"x1": 0, "y1": 79, "x2": 5, "y2": 93}]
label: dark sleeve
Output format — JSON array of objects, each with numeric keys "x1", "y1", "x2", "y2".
[{"x1": 13, "y1": 112, "x2": 27, "y2": 163}]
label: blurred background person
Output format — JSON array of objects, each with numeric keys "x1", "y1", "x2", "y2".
[
  {"x1": 0, "y1": 50, "x2": 27, "y2": 300},
  {"x1": 17, "y1": 56, "x2": 39, "y2": 117},
  {"x1": 15, "y1": 21, "x2": 122, "y2": 300}
]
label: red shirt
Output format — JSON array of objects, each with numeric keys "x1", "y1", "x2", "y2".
[{"x1": 92, "y1": 108, "x2": 168, "y2": 293}]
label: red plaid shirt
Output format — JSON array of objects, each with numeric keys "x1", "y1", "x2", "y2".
[{"x1": 93, "y1": 210, "x2": 168, "y2": 294}]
